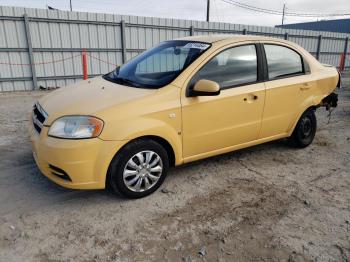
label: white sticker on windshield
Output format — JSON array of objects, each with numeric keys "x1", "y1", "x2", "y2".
[{"x1": 183, "y1": 42, "x2": 210, "y2": 50}]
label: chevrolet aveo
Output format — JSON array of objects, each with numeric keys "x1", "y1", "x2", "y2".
[{"x1": 30, "y1": 35, "x2": 339, "y2": 198}]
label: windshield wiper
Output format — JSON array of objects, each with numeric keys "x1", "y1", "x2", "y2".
[
  {"x1": 117, "y1": 77, "x2": 141, "y2": 87},
  {"x1": 103, "y1": 75, "x2": 140, "y2": 87}
]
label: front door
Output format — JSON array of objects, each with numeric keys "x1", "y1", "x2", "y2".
[{"x1": 181, "y1": 44, "x2": 266, "y2": 158}]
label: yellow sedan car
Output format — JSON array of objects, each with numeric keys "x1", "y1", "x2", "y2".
[{"x1": 30, "y1": 35, "x2": 339, "y2": 198}]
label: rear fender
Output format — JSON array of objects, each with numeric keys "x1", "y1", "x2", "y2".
[{"x1": 288, "y1": 97, "x2": 317, "y2": 136}]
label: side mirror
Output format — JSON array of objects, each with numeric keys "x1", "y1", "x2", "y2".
[{"x1": 188, "y1": 79, "x2": 220, "y2": 97}]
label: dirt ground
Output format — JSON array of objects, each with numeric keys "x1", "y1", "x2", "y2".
[{"x1": 0, "y1": 75, "x2": 349, "y2": 262}]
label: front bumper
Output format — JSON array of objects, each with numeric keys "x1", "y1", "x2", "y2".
[{"x1": 30, "y1": 124, "x2": 126, "y2": 189}]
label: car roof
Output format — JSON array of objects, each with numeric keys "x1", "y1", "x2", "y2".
[{"x1": 175, "y1": 35, "x2": 285, "y2": 44}]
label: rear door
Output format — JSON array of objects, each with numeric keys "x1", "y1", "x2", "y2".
[{"x1": 259, "y1": 43, "x2": 314, "y2": 139}]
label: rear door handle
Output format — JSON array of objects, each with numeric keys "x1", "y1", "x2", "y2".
[{"x1": 300, "y1": 82, "x2": 311, "y2": 91}]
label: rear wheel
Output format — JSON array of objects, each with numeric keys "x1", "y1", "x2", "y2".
[
  {"x1": 107, "y1": 139, "x2": 169, "y2": 198},
  {"x1": 290, "y1": 109, "x2": 317, "y2": 148}
]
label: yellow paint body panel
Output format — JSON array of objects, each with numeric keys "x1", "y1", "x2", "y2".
[
  {"x1": 30, "y1": 35, "x2": 339, "y2": 190},
  {"x1": 30, "y1": 124, "x2": 127, "y2": 189}
]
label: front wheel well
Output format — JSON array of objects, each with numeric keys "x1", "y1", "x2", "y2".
[
  {"x1": 116, "y1": 135, "x2": 176, "y2": 167},
  {"x1": 105, "y1": 135, "x2": 176, "y2": 189},
  {"x1": 140, "y1": 136, "x2": 176, "y2": 167}
]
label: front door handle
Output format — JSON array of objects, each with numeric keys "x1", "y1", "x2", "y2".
[{"x1": 243, "y1": 94, "x2": 258, "y2": 102}]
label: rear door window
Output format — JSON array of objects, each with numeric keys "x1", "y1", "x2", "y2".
[{"x1": 264, "y1": 44, "x2": 303, "y2": 79}]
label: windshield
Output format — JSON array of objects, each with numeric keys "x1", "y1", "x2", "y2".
[{"x1": 103, "y1": 40, "x2": 211, "y2": 88}]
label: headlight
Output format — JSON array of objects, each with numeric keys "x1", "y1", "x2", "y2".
[{"x1": 48, "y1": 116, "x2": 104, "y2": 139}]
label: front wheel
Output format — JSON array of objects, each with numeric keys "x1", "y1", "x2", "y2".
[
  {"x1": 107, "y1": 139, "x2": 169, "y2": 198},
  {"x1": 290, "y1": 109, "x2": 317, "y2": 148}
]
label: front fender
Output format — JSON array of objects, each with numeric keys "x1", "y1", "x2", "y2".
[{"x1": 100, "y1": 117, "x2": 183, "y2": 166}]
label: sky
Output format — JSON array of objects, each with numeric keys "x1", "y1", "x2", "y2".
[{"x1": 0, "y1": 0, "x2": 349, "y2": 27}]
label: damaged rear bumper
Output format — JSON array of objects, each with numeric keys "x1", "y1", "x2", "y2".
[{"x1": 320, "y1": 92, "x2": 338, "y2": 110}]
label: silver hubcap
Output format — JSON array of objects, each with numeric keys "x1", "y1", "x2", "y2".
[{"x1": 123, "y1": 150, "x2": 163, "y2": 192}]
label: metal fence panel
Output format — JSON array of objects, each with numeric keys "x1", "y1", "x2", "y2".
[{"x1": 0, "y1": 5, "x2": 349, "y2": 92}]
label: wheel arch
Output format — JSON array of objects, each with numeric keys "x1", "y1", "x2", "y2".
[
  {"x1": 105, "y1": 135, "x2": 177, "y2": 188},
  {"x1": 288, "y1": 105, "x2": 317, "y2": 136},
  {"x1": 109, "y1": 135, "x2": 176, "y2": 168},
  {"x1": 137, "y1": 135, "x2": 176, "y2": 167}
]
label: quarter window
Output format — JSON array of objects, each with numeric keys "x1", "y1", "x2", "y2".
[
  {"x1": 192, "y1": 45, "x2": 257, "y2": 89},
  {"x1": 264, "y1": 44, "x2": 303, "y2": 79}
]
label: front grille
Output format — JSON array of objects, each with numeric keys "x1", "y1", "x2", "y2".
[{"x1": 32, "y1": 102, "x2": 48, "y2": 134}]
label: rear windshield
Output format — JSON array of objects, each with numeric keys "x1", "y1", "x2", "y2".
[{"x1": 103, "y1": 40, "x2": 211, "y2": 89}]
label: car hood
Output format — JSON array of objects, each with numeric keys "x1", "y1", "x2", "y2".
[{"x1": 39, "y1": 76, "x2": 156, "y2": 124}]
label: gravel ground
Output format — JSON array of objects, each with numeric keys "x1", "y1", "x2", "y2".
[{"x1": 0, "y1": 75, "x2": 349, "y2": 262}]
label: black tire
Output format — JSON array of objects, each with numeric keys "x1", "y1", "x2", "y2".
[
  {"x1": 107, "y1": 139, "x2": 169, "y2": 199},
  {"x1": 290, "y1": 109, "x2": 317, "y2": 148}
]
